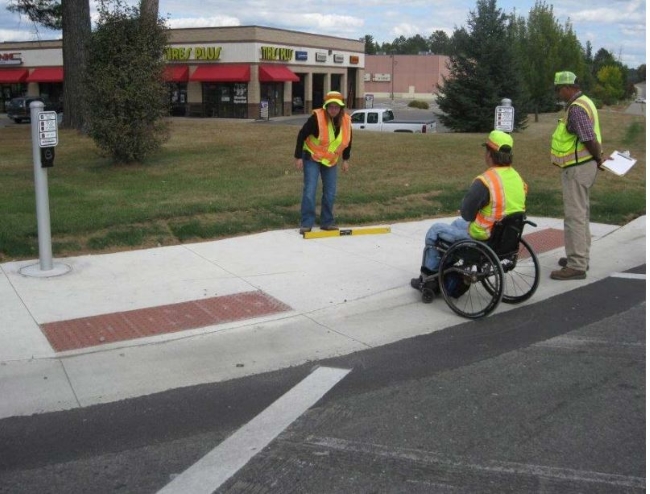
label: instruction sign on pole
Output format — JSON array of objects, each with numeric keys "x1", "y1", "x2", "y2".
[
  {"x1": 494, "y1": 103, "x2": 514, "y2": 133},
  {"x1": 38, "y1": 111, "x2": 59, "y2": 147},
  {"x1": 494, "y1": 106, "x2": 514, "y2": 132}
]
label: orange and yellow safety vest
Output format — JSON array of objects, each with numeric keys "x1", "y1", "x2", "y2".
[
  {"x1": 469, "y1": 166, "x2": 527, "y2": 240},
  {"x1": 303, "y1": 109, "x2": 351, "y2": 166}
]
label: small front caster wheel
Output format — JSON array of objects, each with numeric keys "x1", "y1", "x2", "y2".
[{"x1": 422, "y1": 287, "x2": 435, "y2": 303}]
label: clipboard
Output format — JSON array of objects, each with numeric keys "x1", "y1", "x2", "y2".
[{"x1": 602, "y1": 150, "x2": 637, "y2": 176}]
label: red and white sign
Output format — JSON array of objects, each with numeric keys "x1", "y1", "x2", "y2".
[{"x1": 0, "y1": 53, "x2": 23, "y2": 65}]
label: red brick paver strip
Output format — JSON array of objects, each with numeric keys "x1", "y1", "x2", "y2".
[
  {"x1": 41, "y1": 291, "x2": 292, "y2": 352},
  {"x1": 523, "y1": 228, "x2": 564, "y2": 255}
]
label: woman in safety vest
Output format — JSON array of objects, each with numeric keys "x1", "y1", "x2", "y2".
[
  {"x1": 411, "y1": 130, "x2": 527, "y2": 288},
  {"x1": 294, "y1": 91, "x2": 352, "y2": 234}
]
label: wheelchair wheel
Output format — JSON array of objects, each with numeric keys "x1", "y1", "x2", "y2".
[
  {"x1": 421, "y1": 287, "x2": 435, "y2": 303},
  {"x1": 439, "y1": 240, "x2": 504, "y2": 319},
  {"x1": 499, "y1": 238, "x2": 540, "y2": 304}
]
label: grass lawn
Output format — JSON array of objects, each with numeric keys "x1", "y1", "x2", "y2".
[{"x1": 0, "y1": 108, "x2": 645, "y2": 261}]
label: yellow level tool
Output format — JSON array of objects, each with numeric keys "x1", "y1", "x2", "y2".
[{"x1": 303, "y1": 226, "x2": 391, "y2": 239}]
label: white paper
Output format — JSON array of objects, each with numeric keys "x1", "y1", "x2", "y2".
[{"x1": 602, "y1": 150, "x2": 637, "y2": 176}]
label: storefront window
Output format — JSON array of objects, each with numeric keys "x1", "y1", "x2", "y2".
[
  {"x1": 202, "y1": 82, "x2": 248, "y2": 118},
  {"x1": 168, "y1": 83, "x2": 187, "y2": 116},
  {"x1": 260, "y1": 82, "x2": 283, "y2": 117},
  {"x1": 38, "y1": 82, "x2": 64, "y2": 113}
]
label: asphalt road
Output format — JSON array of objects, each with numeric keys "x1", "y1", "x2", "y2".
[{"x1": 0, "y1": 264, "x2": 645, "y2": 494}]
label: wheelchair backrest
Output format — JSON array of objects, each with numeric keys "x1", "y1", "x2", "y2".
[{"x1": 487, "y1": 212, "x2": 526, "y2": 256}]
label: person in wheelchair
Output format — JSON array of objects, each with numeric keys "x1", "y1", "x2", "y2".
[{"x1": 411, "y1": 130, "x2": 528, "y2": 290}]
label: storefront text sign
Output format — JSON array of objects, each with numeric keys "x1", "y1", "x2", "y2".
[
  {"x1": 0, "y1": 52, "x2": 22, "y2": 65},
  {"x1": 164, "y1": 47, "x2": 222, "y2": 61},
  {"x1": 373, "y1": 73, "x2": 391, "y2": 82},
  {"x1": 260, "y1": 46, "x2": 294, "y2": 61}
]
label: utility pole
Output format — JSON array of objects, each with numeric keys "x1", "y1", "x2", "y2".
[{"x1": 390, "y1": 53, "x2": 395, "y2": 101}]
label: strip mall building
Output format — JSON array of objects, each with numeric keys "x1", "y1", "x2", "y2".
[
  {"x1": 0, "y1": 25, "x2": 365, "y2": 117},
  {"x1": 0, "y1": 25, "x2": 450, "y2": 117}
]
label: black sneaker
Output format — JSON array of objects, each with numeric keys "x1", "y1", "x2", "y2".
[{"x1": 410, "y1": 277, "x2": 422, "y2": 290}]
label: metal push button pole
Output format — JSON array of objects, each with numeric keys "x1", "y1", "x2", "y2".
[{"x1": 19, "y1": 100, "x2": 71, "y2": 278}]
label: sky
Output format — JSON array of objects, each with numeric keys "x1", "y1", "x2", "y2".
[{"x1": 0, "y1": 0, "x2": 646, "y2": 68}]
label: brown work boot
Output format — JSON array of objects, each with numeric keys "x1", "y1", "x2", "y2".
[
  {"x1": 550, "y1": 267, "x2": 586, "y2": 280},
  {"x1": 558, "y1": 257, "x2": 589, "y2": 271}
]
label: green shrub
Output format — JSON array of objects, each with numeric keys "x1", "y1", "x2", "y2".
[
  {"x1": 85, "y1": 1, "x2": 170, "y2": 164},
  {"x1": 407, "y1": 100, "x2": 430, "y2": 110}
]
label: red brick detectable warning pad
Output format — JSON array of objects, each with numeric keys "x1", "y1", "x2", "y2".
[
  {"x1": 523, "y1": 228, "x2": 565, "y2": 255},
  {"x1": 41, "y1": 291, "x2": 292, "y2": 352}
]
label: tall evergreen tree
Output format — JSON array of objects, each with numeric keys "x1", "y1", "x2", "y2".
[
  {"x1": 363, "y1": 35, "x2": 378, "y2": 55},
  {"x1": 436, "y1": 0, "x2": 527, "y2": 132},
  {"x1": 428, "y1": 30, "x2": 452, "y2": 56}
]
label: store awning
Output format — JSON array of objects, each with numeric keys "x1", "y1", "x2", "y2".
[
  {"x1": 27, "y1": 67, "x2": 64, "y2": 83},
  {"x1": 0, "y1": 69, "x2": 29, "y2": 83},
  {"x1": 259, "y1": 64, "x2": 299, "y2": 82},
  {"x1": 190, "y1": 64, "x2": 250, "y2": 82},
  {"x1": 164, "y1": 65, "x2": 189, "y2": 82}
]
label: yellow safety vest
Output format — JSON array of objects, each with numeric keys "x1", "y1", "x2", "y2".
[
  {"x1": 469, "y1": 167, "x2": 527, "y2": 241},
  {"x1": 551, "y1": 95, "x2": 601, "y2": 168},
  {"x1": 303, "y1": 109, "x2": 351, "y2": 167}
]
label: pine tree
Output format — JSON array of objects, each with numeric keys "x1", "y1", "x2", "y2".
[{"x1": 436, "y1": 0, "x2": 527, "y2": 132}]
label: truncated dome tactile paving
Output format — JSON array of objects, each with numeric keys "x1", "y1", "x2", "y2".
[{"x1": 40, "y1": 291, "x2": 292, "y2": 352}]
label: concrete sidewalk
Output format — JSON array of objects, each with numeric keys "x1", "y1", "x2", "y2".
[{"x1": 0, "y1": 216, "x2": 645, "y2": 419}]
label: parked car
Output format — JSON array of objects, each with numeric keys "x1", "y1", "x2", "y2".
[
  {"x1": 6, "y1": 96, "x2": 61, "y2": 124},
  {"x1": 634, "y1": 97, "x2": 645, "y2": 104},
  {"x1": 350, "y1": 108, "x2": 436, "y2": 133}
]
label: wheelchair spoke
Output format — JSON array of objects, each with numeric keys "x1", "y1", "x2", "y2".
[
  {"x1": 500, "y1": 238, "x2": 540, "y2": 304},
  {"x1": 439, "y1": 241, "x2": 504, "y2": 319}
]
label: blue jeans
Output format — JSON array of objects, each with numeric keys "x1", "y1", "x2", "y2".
[
  {"x1": 422, "y1": 218, "x2": 471, "y2": 272},
  {"x1": 301, "y1": 157, "x2": 338, "y2": 228}
]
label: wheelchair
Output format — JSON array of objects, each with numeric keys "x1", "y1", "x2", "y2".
[{"x1": 414, "y1": 213, "x2": 540, "y2": 319}]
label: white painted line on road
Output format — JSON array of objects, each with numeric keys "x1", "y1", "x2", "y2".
[
  {"x1": 157, "y1": 366, "x2": 351, "y2": 494},
  {"x1": 307, "y1": 436, "x2": 646, "y2": 490},
  {"x1": 610, "y1": 272, "x2": 646, "y2": 280}
]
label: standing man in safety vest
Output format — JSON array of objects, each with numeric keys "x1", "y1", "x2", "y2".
[
  {"x1": 294, "y1": 91, "x2": 352, "y2": 234},
  {"x1": 411, "y1": 130, "x2": 527, "y2": 288},
  {"x1": 550, "y1": 71, "x2": 603, "y2": 281}
]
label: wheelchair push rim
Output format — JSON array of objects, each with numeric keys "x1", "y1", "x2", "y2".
[
  {"x1": 496, "y1": 237, "x2": 540, "y2": 304},
  {"x1": 438, "y1": 240, "x2": 504, "y2": 319}
]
